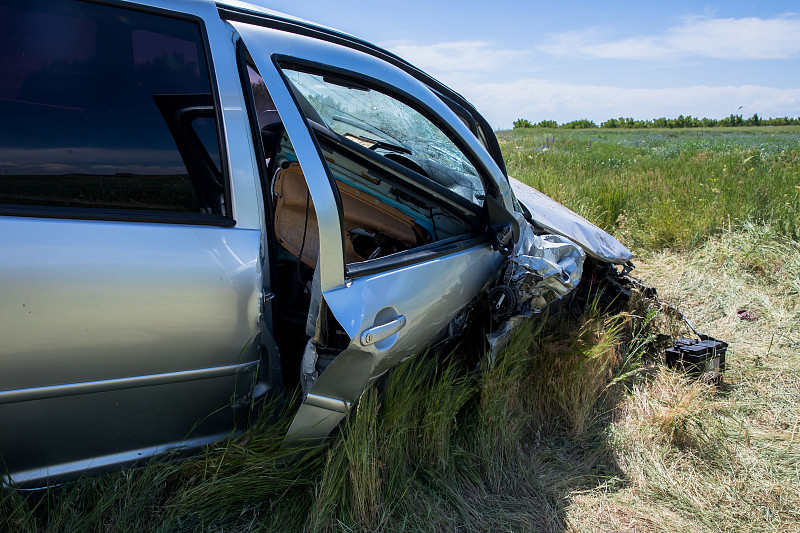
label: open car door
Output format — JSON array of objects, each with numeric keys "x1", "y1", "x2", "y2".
[{"x1": 232, "y1": 19, "x2": 519, "y2": 441}]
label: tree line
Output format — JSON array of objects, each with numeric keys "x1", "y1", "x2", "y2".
[{"x1": 513, "y1": 114, "x2": 800, "y2": 130}]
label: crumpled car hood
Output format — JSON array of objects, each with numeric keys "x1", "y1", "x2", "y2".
[{"x1": 509, "y1": 177, "x2": 634, "y2": 265}]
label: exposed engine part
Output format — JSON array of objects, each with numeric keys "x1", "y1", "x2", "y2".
[
  {"x1": 488, "y1": 285, "x2": 516, "y2": 319},
  {"x1": 484, "y1": 227, "x2": 586, "y2": 363},
  {"x1": 493, "y1": 233, "x2": 585, "y2": 320},
  {"x1": 562, "y1": 259, "x2": 644, "y2": 318},
  {"x1": 483, "y1": 221, "x2": 730, "y2": 378}
]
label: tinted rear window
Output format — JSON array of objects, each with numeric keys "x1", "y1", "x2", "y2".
[{"x1": 0, "y1": 0, "x2": 225, "y2": 216}]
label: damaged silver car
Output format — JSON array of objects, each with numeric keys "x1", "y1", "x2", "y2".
[{"x1": 0, "y1": 0, "x2": 632, "y2": 487}]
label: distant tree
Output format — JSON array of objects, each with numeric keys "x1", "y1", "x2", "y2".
[
  {"x1": 520, "y1": 114, "x2": 800, "y2": 130},
  {"x1": 744, "y1": 113, "x2": 761, "y2": 126},
  {"x1": 560, "y1": 119, "x2": 598, "y2": 129},
  {"x1": 719, "y1": 114, "x2": 744, "y2": 127},
  {"x1": 514, "y1": 118, "x2": 560, "y2": 128},
  {"x1": 652, "y1": 117, "x2": 668, "y2": 128}
]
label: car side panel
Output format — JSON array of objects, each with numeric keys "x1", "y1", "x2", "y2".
[
  {"x1": 0, "y1": 218, "x2": 262, "y2": 485},
  {"x1": 0, "y1": 219, "x2": 262, "y2": 388},
  {"x1": 2, "y1": 372, "x2": 253, "y2": 487}
]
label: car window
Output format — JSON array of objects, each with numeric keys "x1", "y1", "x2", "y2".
[
  {"x1": 0, "y1": 0, "x2": 225, "y2": 217},
  {"x1": 240, "y1": 57, "x2": 483, "y2": 270},
  {"x1": 191, "y1": 117, "x2": 222, "y2": 174},
  {"x1": 282, "y1": 69, "x2": 486, "y2": 208},
  {"x1": 278, "y1": 67, "x2": 492, "y2": 267}
]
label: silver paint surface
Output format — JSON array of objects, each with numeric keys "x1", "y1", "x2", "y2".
[
  {"x1": 0, "y1": 217, "x2": 262, "y2": 484},
  {"x1": 0, "y1": 361, "x2": 259, "y2": 405},
  {"x1": 0, "y1": 0, "x2": 270, "y2": 485},
  {"x1": 286, "y1": 242, "x2": 503, "y2": 442}
]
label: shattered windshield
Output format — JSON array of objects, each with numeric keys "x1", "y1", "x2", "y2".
[{"x1": 282, "y1": 69, "x2": 484, "y2": 205}]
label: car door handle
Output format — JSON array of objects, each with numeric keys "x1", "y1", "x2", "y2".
[{"x1": 360, "y1": 315, "x2": 406, "y2": 346}]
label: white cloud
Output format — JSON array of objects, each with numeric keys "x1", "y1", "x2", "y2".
[
  {"x1": 381, "y1": 40, "x2": 533, "y2": 76},
  {"x1": 539, "y1": 14, "x2": 800, "y2": 60},
  {"x1": 379, "y1": 37, "x2": 800, "y2": 131},
  {"x1": 454, "y1": 80, "x2": 800, "y2": 129}
]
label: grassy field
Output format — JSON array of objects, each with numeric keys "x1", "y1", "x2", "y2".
[
  {"x1": 2, "y1": 128, "x2": 799, "y2": 532},
  {"x1": 500, "y1": 127, "x2": 800, "y2": 248}
]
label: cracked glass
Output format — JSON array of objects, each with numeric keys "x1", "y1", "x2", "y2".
[{"x1": 282, "y1": 69, "x2": 485, "y2": 206}]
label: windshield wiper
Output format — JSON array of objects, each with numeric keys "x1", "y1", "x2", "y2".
[
  {"x1": 369, "y1": 140, "x2": 412, "y2": 155},
  {"x1": 322, "y1": 76, "x2": 370, "y2": 91},
  {"x1": 332, "y1": 115, "x2": 407, "y2": 148}
]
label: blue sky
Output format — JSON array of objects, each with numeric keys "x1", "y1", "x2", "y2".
[{"x1": 255, "y1": 0, "x2": 800, "y2": 130}]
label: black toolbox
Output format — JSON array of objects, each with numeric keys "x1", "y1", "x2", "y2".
[{"x1": 665, "y1": 336, "x2": 727, "y2": 382}]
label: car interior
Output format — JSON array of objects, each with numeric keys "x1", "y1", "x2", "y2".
[{"x1": 243, "y1": 58, "x2": 489, "y2": 389}]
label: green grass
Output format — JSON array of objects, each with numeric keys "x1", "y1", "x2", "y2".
[
  {"x1": 499, "y1": 126, "x2": 800, "y2": 249},
  {"x1": 3, "y1": 127, "x2": 799, "y2": 532}
]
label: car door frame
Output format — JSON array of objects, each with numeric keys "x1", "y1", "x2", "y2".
[{"x1": 230, "y1": 19, "x2": 517, "y2": 441}]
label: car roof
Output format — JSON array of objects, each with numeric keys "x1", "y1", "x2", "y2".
[{"x1": 217, "y1": 0, "x2": 352, "y2": 36}]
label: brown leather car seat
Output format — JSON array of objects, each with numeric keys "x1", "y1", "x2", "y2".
[{"x1": 272, "y1": 162, "x2": 422, "y2": 267}]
